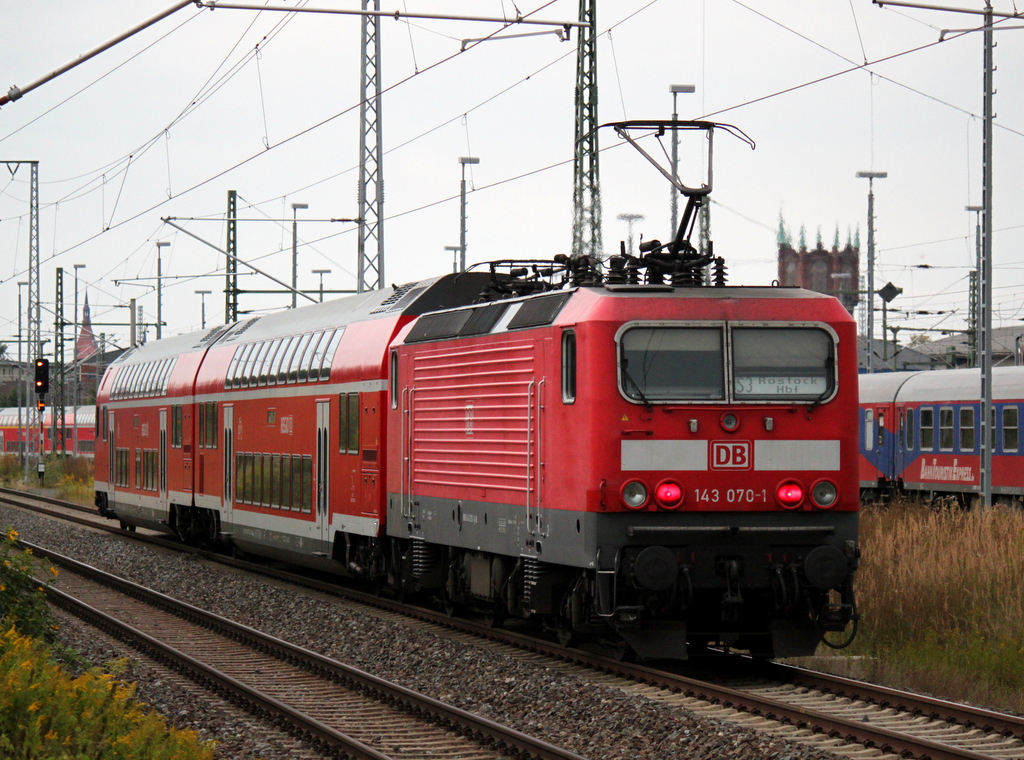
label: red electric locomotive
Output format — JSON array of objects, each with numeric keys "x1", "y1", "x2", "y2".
[{"x1": 95, "y1": 121, "x2": 860, "y2": 659}]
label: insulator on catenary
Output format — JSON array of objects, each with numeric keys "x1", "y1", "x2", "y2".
[{"x1": 714, "y1": 257, "x2": 728, "y2": 287}]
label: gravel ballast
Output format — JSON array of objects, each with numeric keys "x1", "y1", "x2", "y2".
[{"x1": 3, "y1": 505, "x2": 844, "y2": 760}]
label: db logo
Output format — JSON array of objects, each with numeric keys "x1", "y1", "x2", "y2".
[{"x1": 711, "y1": 441, "x2": 752, "y2": 470}]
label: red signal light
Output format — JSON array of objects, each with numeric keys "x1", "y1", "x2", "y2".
[
  {"x1": 775, "y1": 480, "x2": 804, "y2": 509},
  {"x1": 654, "y1": 480, "x2": 684, "y2": 509}
]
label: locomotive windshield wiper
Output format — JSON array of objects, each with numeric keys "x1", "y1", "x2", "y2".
[
  {"x1": 622, "y1": 360, "x2": 654, "y2": 412},
  {"x1": 807, "y1": 354, "x2": 835, "y2": 413}
]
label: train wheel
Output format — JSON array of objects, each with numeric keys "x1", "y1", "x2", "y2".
[
  {"x1": 556, "y1": 621, "x2": 580, "y2": 648},
  {"x1": 481, "y1": 602, "x2": 505, "y2": 629},
  {"x1": 611, "y1": 640, "x2": 636, "y2": 662}
]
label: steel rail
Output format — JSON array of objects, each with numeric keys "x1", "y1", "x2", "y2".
[
  {"x1": 6, "y1": 489, "x2": 1022, "y2": 759},
  {"x1": 29, "y1": 542, "x2": 589, "y2": 760},
  {"x1": 45, "y1": 583, "x2": 394, "y2": 760}
]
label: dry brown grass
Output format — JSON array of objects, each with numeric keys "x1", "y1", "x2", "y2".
[{"x1": 814, "y1": 500, "x2": 1024, "y2": 713}]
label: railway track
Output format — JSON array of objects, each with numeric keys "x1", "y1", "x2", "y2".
[
  {"x1": 6, "y1": 487, "x2": 1024, "y2": 760},
  {"x1": 29, "y1": 540, "x2": 588, "y2": 760}
]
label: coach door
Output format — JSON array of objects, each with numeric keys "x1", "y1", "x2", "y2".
[
  {"x1": 223, "y1": 405, "x2": 234, "y2": 524},
  {"x1": 108, "y1": 410, "x2": 116, "y2": 496},
  {"x1": 159, "y1": 409, "x2": 168, "y2": 503},
  {"x1": 315, "y1": 400, "x2": 331, "y2": 549}
]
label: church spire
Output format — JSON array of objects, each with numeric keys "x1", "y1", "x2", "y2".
[{"x1": 75, "y1": 293, "x2": 98, "y2": 362}]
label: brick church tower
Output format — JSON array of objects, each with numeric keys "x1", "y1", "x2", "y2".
[{"x1": 777, "y1": 216, "x2": 860, "y2": 314}]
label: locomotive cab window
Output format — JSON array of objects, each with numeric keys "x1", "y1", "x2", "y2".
[
  {"x1": 562, "y1": 330, "x2": 576, "y2": 403},
  {"x1": 390, "y1": 351, "x2": 398, "y2": 409},
  {"x1": 732, "y1": 327, "x2": 834, "y2": 401},
  {"x1": 620, "y1": 327, "x2": 724, "y2": 401}
]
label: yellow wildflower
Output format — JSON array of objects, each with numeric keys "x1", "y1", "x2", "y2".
[
  {"x1": 27, "y1": 702, "x2": 40, "y2": 711},
  {"x1": 48, "y1": 566, "x2": 59, "y2": 577}
]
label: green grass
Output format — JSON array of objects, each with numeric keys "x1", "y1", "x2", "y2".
[{"x1": 805, "y1": 500, "x2": 1024, "y2": 713}]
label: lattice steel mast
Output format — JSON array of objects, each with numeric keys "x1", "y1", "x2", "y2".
[
  {"x1": 571, "y1": 0, "x2": 601, "y2": 260},
  {"x1": 357, "y1": 0, "x2": 385, "y2": 292}
]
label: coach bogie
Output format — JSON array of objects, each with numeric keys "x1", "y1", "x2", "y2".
[{"x1": 169, "y1": 503, "x2": 221, "y2": 547}]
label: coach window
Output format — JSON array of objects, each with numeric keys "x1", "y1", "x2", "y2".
[
  {"x1": 864, "y1": 409, "x2": 874, "y2": 451},
  {"x1": 300, "y1": 455, "x2": 313, "y2": 513},
  {"x1": 877, "y1": 410, "x2": 885, "y2": 448},
  {"x1": 920, "y1": 408, "x2": 934, "y2": 451},
  {"x1": 205, "y1": 402, "x2": 218, "y2": 448},
  {"x1": 254, "y1": 341, "x2": 274, "y2": 386},
  {"x1": 172, "y1": 405, "x2": 182, "y2": 448},
  {"x1": 939, "y1": 407, "x2": 955, "y2": 451},
  {"x1": 135, "y1": 449, "x2": 142, "y2": 489},
  {"x1": 137, "y1": 363, "x2": 153, "y2": 396},
  {"x1": 620, "y1": 326, "x2": 724, "y2": 402},
  {"x1": 234, "y1": 344, "x2": 253, "y2": 388},
  {"x1": 319, "y1": 328, "x2": 344, "y2": 380},
  {"x1": 298, "y1": 331, "x2": 325, "y2": 382},
  {"x1": 274, "y1": 336, "x2": 299, "y2": 384},
  {"x1": 958, "y1": 407, "x2": 975, "y2": 452},
  {"x1": 244, "y1": 453, "x2": 255, "y2": 503},
  {"x1": 281, "y1": 455, "x2": 293, "y2": 509},
  {"x1": 1003, "y1": 406, "x2": 1019, "y2": 452},
  {"x1": 266, "y1": 340, "x2": 285, "y2": 386},
  {"x1": 159, "y1": 359, "x2": 174, "y2": 394},
  {"x1": 905, "y1": 409, "x2": 915, "y2": 450},
  {"x1": 144, "y1": 362, "x2": 160, "y2": 395},
  {"x1": 249, "y1": 342, "x2": 268, "y2": 385},
  {"x1": 340, "y1": 392, "x2": 360, "y2": 454},
  {"x1": 262, "y1": 453, "x2": 272, "y2": 506},
  {"x1": 198, "y1": 404, "x2": 206, "y2": 448},
  {"x1": 562, "y1": 330, "x2": 577, "y2": 404},
  {"x1": 287, "y1": 334, "x2": 314, "y2": 383},
  {"x1": 226, "y1": 347, "x2": 242, "y2": 389}
]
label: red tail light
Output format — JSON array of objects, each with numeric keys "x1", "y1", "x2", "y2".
[
  {"x1": 655, "y1": 480, "x2": 684, "y2": 510},
  {"x1": 775, "y1": 480, "x2": 804, "y2": 509}
]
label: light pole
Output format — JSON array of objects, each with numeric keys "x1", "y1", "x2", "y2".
[
  {"x1": 155, "y1": 242, "x2": 169, "y2": 340},
  {"x1": 617, "y1": 213, "x2": 644, "y2": 255},
  {"x1": 856, "y1": 171, "x2": 887, "y2": 373},
  {"x1": 195, "y1": 290, "x2": 211, "y2": 329},
  {"x1": 291, "y1": 202, "x2": 308, "y2": 308},
  {"x1": 17, "y1": 281, "x2": 27, "y2": 477},
  {"x1": 311, "y1": 269, "x2": 331, "y2": 302},
  {"x1": 670, "y1": 84, "x2": 695, "y2": 234},
  {"x1": 458, "y1": 157, "x2": 479, "y2": 272},
  {"x1": 72, "y1": 264, "x2": 85, "y2": 456},
  {"x1": 444, "y1": 246, "x2": 462, "y2": 274},
  {"x1": 966, "y1": 205, "x2": 983, "y2": 368}
]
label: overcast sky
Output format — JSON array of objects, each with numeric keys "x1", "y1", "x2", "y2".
[{"x1": 2, "y1": 0, "x2": 1023, "y2": 354}]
